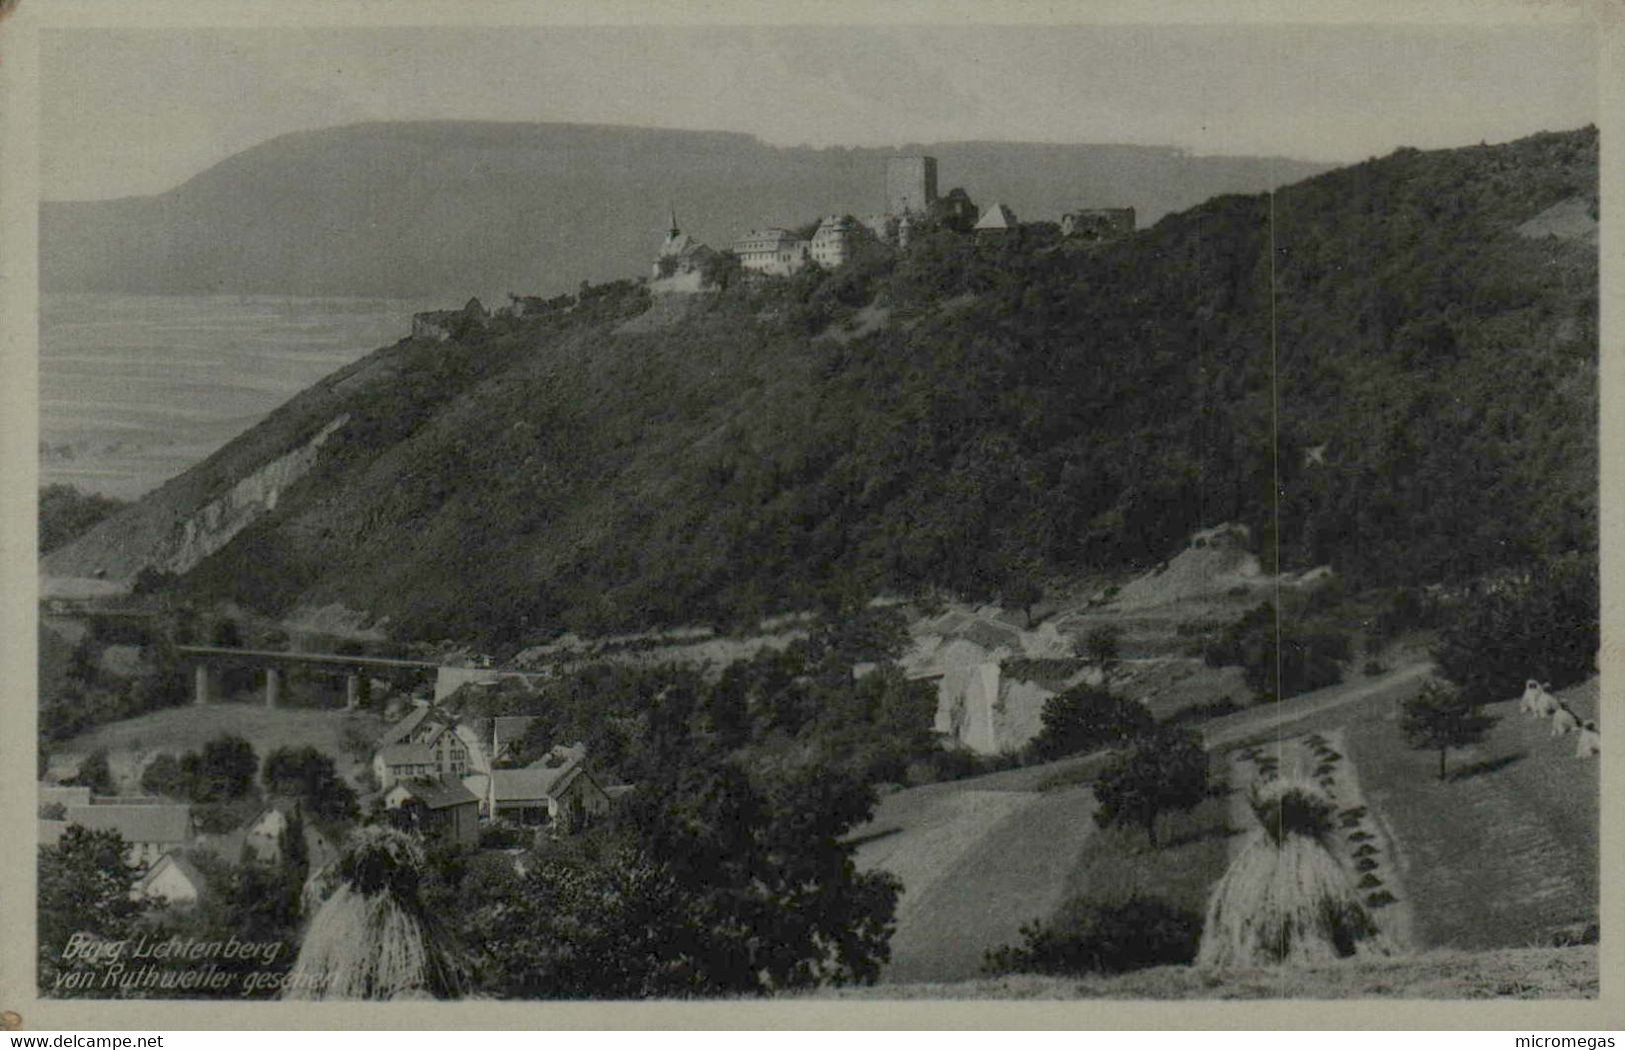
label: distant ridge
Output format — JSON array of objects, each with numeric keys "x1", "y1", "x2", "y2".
[{"x1": 40, "y1": 120, "x2": 1332, "y2": 299}]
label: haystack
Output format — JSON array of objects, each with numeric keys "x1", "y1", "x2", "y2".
[
  {"x1": 284, "y1": 826, "x2": 463, "y2": 1000},
  {"x1": 1197, "y1": 779, "x2": 1388, "y2": 969}
]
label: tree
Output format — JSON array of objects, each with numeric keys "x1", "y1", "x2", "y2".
[
  {"x1": 210, "y1": 618, "x2": 243, "y2": 648},
  {"x1": 183, "y1": 734, "x2": 258, "y2": 802},
  {"x1": 1434, "y1": 552, "x2": 1598, "y2": 706},
  {"x1": 1033, "y1": 687, "x2": 1152, "y2": 760},
  {"x1": 140, "y1": 753, "x2": 190, "y2": 799},
  {"x1": 1082, "y1": 625, "x2": 1123, "y2": 682},
  {"x1": 72, "y1": 748, "x2": 116, "y2": 796},
  {"x1": 1399, "y1": 679, "x2": 1498, "y2": 780},
  {"x1": 278, "y1": 804, "x2": 311, "y2": 918},
  {"x1": 472, "y1": 757, "x2": 900, "y2": 997},
  {"x1": 1091, "y1": 728, "x2": 1211, "y2": 848},
  {"x1": 262, "y1": 746, "x2": 359, "y2": 820},
  {"x1": 38, "y1": 826, "x2": 148, "y2": 995}
]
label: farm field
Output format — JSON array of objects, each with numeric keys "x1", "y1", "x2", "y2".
[
  {"x1": 1211, "y1": 674, "x2": 1598, "y2": 950},
  {"x1": 1339, "y1": 678, "x2": 1599, "y2": 950},
  {"x1": 852, "y1": 661, "x2": 1435, "y2": 984},
  {"x1": 853, "y1": 769, "x2": 1108, "y2": 984},
  {"x1": 852, "y1": 661, "x2": 1597, "y2": 989},
  {"x1": 1053, "y1": 756, "x2": 1236, "y2": 922},
  {"x1": 45, "y1": 702, "x2": 386, "y2": 793}
]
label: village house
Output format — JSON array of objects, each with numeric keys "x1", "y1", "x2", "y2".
[
  {"x1": 50, "y1": 803, "x2": 194, "y2": 870},
  {"x1": 133, "y1": 851, "x2": 207, "y2": 909},
  {"x1": 239, "y1": 803, "x2": 338, "y2": 867},
  {"x1": 373, "y1": 743, "x2": 439, "y2": 789},
  {"x1": 372, "y1": 703, "x2": 533, "y2": 802},
  {"x1": 183, "y1": 802, "x2": 343, "y2": 870},
  {"x1": 733, "y1": 227, "x2": 809, "y2": 276},
  {"x1": 372, "y1": 704, "x2": 486, "y2": 790},
  {"x1": 383, "y1": 776, "x2": 481, "y2": 848},
  {"x1": 486, "y1": 743, "x2": 611, "y2": 831}
]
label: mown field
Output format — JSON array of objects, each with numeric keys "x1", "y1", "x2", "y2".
[
  {"x1": 1052, "y1": 755, "x2": 1237, "y2": 922},
  {"x1": 1339, "y1": 679, "x2": 1599, "y2": 949},
  {"x1": 856, "y1": 662, "x2": 1598, "y2": 994},
  {"x1": 45, "y1": 702, "x2": 385, "y2": 793},
  {"x1": 1211, "y1": 675, "x2": 1598, "y2": 951}
]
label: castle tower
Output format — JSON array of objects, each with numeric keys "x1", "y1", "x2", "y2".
[{"x1": 886, "y1": 155, "x2": 938, "y2": 216}]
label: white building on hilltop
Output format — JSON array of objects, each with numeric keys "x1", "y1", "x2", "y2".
[{"x1": 733, "y1": 227, "x2": 809, "y2": 276}]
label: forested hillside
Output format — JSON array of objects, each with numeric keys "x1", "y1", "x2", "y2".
[{"x1": 46, "y1": 128, "x2": 1597, "y2": 648}]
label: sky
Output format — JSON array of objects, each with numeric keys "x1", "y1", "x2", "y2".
[{"x1": 40, "y1": 20, "x2": 1598, "y2": 202}]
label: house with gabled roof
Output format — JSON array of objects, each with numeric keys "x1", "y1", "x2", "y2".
[
  {"x1": 373, "y1": 704, "x2": 484, "y2": 789},
  {"x1": 60, "y1": 803, "x2": 193, "y2": 869},
  {"x1": 373, "y1": 743, "x2": 440, "y2": 790},
  {"x1": 134, "y1": 852, "x2": 207, "y2": 908},
  {"x1": 383, "y1": 776, "x2": 480, "y2": 848},
  {"x1": 486, "y1": 743, "x2": 610, "y2": 832}
]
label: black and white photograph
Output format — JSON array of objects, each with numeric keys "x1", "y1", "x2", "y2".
[{"x1": 4, "y1": 0, "x2": 1616, "y2": 1021}]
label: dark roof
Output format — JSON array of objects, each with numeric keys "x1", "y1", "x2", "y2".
[
  {"x1": 377, "y1": 743, "x2": 435, "y2": 766},
  {"x1": 490, "y1": 763, "x2": 580, "y2": 804},
  {"x1": 379, "y1": 705, "x2": 432, "y2": 747},
  {"x1": 466, "y1": 715, "x2": 537, "y2": 753},
  {"x1": 40, "y1": 784, "x2": 91, "y2": 808},
  {"x1": 389, "y1": 777, "x2": 478, "y2": 810},
  {"x1": 490, "y1": 716, "x2": 536, "y2": 749},
  {"x1": 63, "y1": 804, "x2": 191, "y2": 844}
]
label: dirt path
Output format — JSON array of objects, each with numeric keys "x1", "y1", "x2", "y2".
[
  {"x1": 867, "y1": 786, "x2": 1099, "y2": 984},
  {"x1": 1201, "y1": 661, "x2": 1433, "y2": 750}
]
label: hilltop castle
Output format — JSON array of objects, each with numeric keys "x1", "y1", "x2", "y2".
[{"x1": 648, "y1": 152, "x2": 1138, "y2": 288}]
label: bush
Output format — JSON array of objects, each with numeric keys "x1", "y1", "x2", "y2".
[
  {"x1": 479, "y1": 822, "x2": 532, "y2": 850},
  {"x1": 983, "y1": 895, "x2": 1202, "y2": 976},
  {"x1": 1206, "y1": 601, "x2": 1350, "y2": 701},
  {"x1": 140, "y1": 753, "x2": 189, "y2": 799},
  {"x1": 71, "y1": 748, "x2": 116, "y2": 796},
  {"x1": 192, "y1": 802, "x2": 249, "y2": 835},
  {"x1": 1033, "y1": 687, "x2": 1154, "y2": 760},
  {"x1": 181, "y1": 734, "x2": 258, "y2": 802}
]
